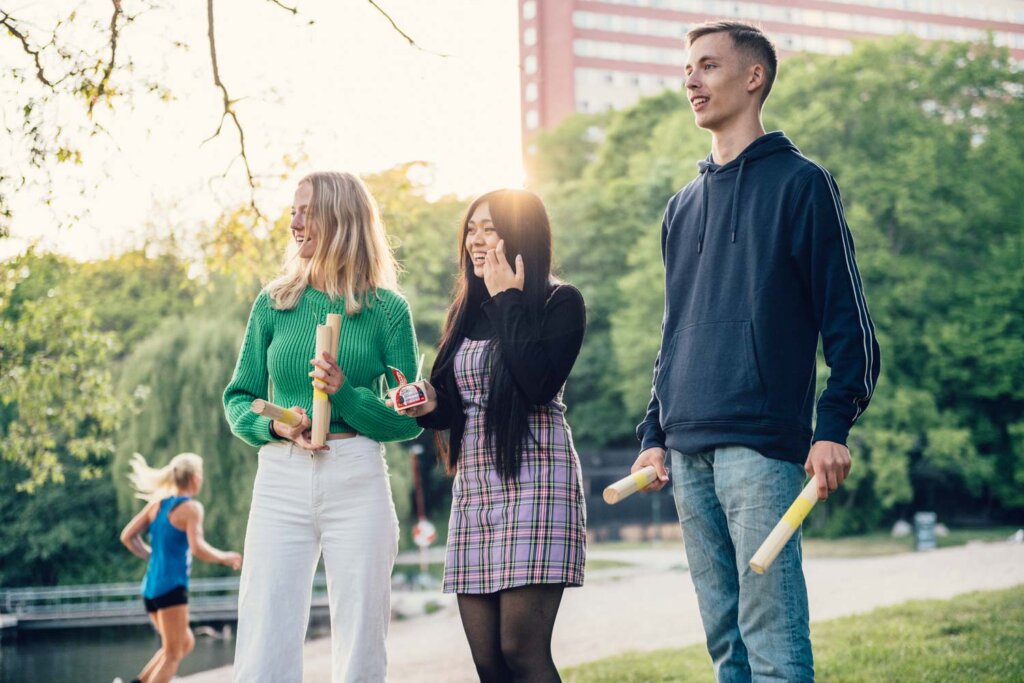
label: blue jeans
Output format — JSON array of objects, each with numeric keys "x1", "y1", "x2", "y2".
[{"x1": 670, "y1": 445, "x2": 813, "y2": 682}]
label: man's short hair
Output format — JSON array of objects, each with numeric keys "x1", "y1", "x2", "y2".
[{"x1": 686, "y1": 21, "x2": 778, "y2": 104}]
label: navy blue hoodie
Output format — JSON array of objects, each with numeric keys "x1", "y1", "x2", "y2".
[{"x1": 637, "y1": 132, "x2": 881, "y2": 464}]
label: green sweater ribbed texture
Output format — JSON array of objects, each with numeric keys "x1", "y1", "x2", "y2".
[{"x1": 223, "y1": 286, "x2": 422, "y2": 446}]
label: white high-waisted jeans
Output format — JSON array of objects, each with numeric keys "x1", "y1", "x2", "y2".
[{"x1": 233, "y1": 436, "x2": 399, "y2": 683}]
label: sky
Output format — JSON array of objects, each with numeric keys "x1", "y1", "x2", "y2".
[{"x1": 1, "y1": 0, "x2": 524, "y2": 261}]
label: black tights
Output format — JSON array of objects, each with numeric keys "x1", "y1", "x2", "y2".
[{"x1": 457, "y1": 584, "x2": 565, "y2": 683}]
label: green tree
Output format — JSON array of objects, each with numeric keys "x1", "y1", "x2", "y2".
[
  {"x1": 770, "y1": 39, "x2": 1024, "y2": 518},
  {"x1": 532, "y1": 36, "x2": 1024, "y2": 526},
  {"x1": 538, "y1": 91, "x2": 703, "y2": 447},
  {"x1": 111, "y1": 300, "x2": 254, "y2": 576},
  {"x1": 363, "y1": 162, "x2": 465, "y2": 362},
  {"x1": 0, "y1": 458, "x2": 130, "y2": 586},
  {"x1": 0, "y1": 251, "x2": 123, "y2": 491},
  {"x1": 71, "y1": 246, "x2": 200, "y2": 351}
]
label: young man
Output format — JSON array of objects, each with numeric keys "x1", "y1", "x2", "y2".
[{"x1": 632, "y1": 21, "x2": 880, "y2": 682}]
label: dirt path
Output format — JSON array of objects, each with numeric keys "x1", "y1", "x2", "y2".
[{"x1": 182, "y1": 540, "x2": 1024, "y2": 682}]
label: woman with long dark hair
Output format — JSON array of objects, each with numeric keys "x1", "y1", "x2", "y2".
[{"x1": 393, "y1": 189, "x2": 586, "y2": 681}]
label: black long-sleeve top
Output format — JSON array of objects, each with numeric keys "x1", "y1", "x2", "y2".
[{"x1": 417, "y1": 285, "x2": 587, "y2": 453}]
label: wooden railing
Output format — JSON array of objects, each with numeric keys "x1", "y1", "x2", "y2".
[{"x1": 0, "y1": 574, "x2": 329, "y2": 630}]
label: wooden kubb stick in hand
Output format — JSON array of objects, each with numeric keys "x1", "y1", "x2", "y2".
[
  {"x1": 311, "y1": 324, "x2": 333, "y2": 447},
  {"x1": 310, "y1": 315, "x2": 342, "y2": 448},
  {"x1": 326, "y1": 314, "x2": 342, "y2": 357},
  {"x1": 251, "y1": 399, "x2": 302, "y2": 428},
  {"x1": 749, "y1": 476, "x2": 820, "y2": 575},
  {"x1": 603, "y1": 466, "x2": 658, "y2": 504}
]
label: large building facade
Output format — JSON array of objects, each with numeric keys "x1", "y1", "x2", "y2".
[{"x1": 518, "y1": 0, "x2": 1024, "y2": 149}]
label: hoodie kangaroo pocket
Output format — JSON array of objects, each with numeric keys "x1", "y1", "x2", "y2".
[{"x1": 655, "y1": 320, "x2": 766, "y2": 426}]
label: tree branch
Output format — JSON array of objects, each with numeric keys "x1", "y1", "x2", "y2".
[
  {"x1": 366, "y1": 0, "x2": 448, "y2": 57},
  {"x1": 1, "y1": 10, "x2": 55, "y2": 87},
  {"x1": 206, "y1": 0, "x2": 260, "y2": 216},
  {"x1": 87, "y1": 0, "x2": 124, "y2": 116},
  {"x1": 267, "y1": 0, "x2": 298, "y2": 14}
]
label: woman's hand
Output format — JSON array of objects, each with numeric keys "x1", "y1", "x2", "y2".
[
  {"x1": 273, "y1": 406, "x2": 326, "y2": 451},
  {"x1": 483, "y1": 240, "x2": 525, "y2": 297},
  {"x1": 221, "y1": 551, "x2": 243, "y2": 571},
  {"x1": 310, "y1": 352, "x2": 345, "y2": 394},
  {"x1": 385, "y1": 379, "x2": 438, "y2": 418}
]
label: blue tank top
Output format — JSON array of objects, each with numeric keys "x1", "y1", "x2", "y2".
[{"x1": 141, "y1": 495, "x2": 192, "y2": 599}]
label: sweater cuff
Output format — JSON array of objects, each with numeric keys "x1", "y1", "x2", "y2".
[
  {"x1": 336, "y1": 378, "x2": 360, "y2": 405},
  {"x1": 482, "y1": 288, "x2": 523, "y2": 315},
  {"x1": 640, "y1": 436, "x2": 667, "y2": 452},
  {"x1": 254, "y1": 415, "x2": 275, "y2": 444},
  {"x1": 813, "y1": 410, "x2": 851, "y2": 446},
  {"x1": 638, "y1": 423, "x2": 667, "y2": 452},
  {"x1": 416, "y1": 412, "x2": 448, "y2": 430}
]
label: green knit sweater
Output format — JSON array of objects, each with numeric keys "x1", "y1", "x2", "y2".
[{"x1": 223, "y1": 286, "x2": 422, "y2": 446}]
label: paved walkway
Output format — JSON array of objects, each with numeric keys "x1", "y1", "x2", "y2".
[{"x1": 183, "y1": 540, "x2": 1024, "y2": 682}]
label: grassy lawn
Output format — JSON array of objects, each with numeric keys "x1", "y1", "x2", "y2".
[
  {"x1": 590, "y1": 527, "x2": 1020, "y2": 559},
  {"x1": 803, "y1": 526, "x2": 1020, "y2": 558},
  {"x1": 564, "y1": 586, "x2": 1024, "y2": 682},
  {"x1": 586, "y1": 558, "x2": 635, "y2": 571}
]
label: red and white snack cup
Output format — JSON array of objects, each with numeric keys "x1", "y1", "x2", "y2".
[{"x1": 388, "y1": 367, "x2": 429, "y2": 412}]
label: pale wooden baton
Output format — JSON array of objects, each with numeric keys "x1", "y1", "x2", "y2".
[
  {"x1": 749, "y1": 476, "x2": 820, "y2": 574},
  {"x1": 250, "y1": 399, "x2": 302, "y2": 428},
  {"x1": 310, "y1": 324, "x2": 333, "y2": 447},
  {"x1": 603, "y1": 466, "x2": 658, "y2": 504},
  {"x1": 326, "y1": 313, "x2": 342, "y2": 358}
]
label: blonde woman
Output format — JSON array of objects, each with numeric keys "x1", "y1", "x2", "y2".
[
  {"x1": 223, "y1": 171, "x2": 421, "y2": 682},
  {"x1": 119, "y1": 452, "x2": 242, "y2": 683}
]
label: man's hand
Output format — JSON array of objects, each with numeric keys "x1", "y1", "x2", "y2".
[
  {"x1": 631, "y1": 447, "x2": 670, "y2": 492},
  {"x1": 804, "y1": 440, "x2": 851, "y2": 501}
]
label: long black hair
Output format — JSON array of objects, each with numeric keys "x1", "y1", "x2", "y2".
[{"x1": 433, "y1": 189, "x2": 555, "y2": 480}]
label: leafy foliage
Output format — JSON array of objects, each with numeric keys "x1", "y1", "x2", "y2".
[{"x1": 2, "y1": 37, "x2": 1022, "y2": 586}]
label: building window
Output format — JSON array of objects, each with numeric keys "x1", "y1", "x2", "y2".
[
  {"x1": 524, "y1": 55, "x2": 538, "y2": 74},
  {"x1": 525, "y1": 110, "x2": 540, "y2": 129},
  {"x1": 525, "y1": 82, "x2": 539, "y2": 102},
  {"x1": 574, "y1": 39, "x2": 686, "y2": 67},
  {"x1": 522, "y1": 1, "x2": 536, "y2": 20},
  {"x1": 524, "y1": 27, "x2": 537, "y2": 46},
  {"x1": 573, "y1": 10, "x2": 688, "y2": 39}
]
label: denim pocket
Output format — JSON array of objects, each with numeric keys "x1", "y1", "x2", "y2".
[{"x1": 655, "y1": 320, "x2": 766, "y2": 426}]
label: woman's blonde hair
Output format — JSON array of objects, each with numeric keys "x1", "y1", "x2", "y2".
[
  {"x1": 127, "y1": 452, "x2": 203, "y2": 502},
  {"x1": 267, "y1": 171, "x2": 398, "y2": 315}
]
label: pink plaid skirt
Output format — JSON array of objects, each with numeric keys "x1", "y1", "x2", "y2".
[{"x1": 443, "y1": 338, "x2": 587, "y2": 594}]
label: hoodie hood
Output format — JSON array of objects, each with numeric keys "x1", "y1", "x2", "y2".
[{"x1": 695, "y1": 131, "x2": 799, "y2": 253}]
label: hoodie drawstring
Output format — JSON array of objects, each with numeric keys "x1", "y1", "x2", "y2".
[
  {"x1": 698, "y1": 171, "x2": 710, "y2": 254},
  {"x1": 691, "y1": 132, "x2": 794, "y2": 253},
  {"x1": 697, "y1": 157, "x2": 743, "y2": 253},
  {"x1": 730, "y1": 157, "x2": 745, "y2": 244}
]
